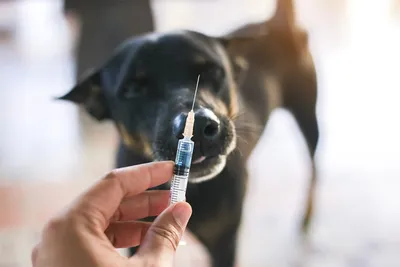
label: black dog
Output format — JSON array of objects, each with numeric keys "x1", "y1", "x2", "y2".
[
  {"x1": 59, "y1": 30, "x2": 251, "y2": 266},
  {"x1": 58, "y1": 0, "x2": 319, "y2": 266}
]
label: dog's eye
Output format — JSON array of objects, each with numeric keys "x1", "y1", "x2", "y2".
[
  {"x1": 195, "y1": 62, "x2": 224, "y2": 80},
  {"x1": 122, "y1": 77, "x2": 148, "y2": 99}
]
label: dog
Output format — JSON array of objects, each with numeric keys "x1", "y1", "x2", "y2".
[{"x1": 57, "y1": 0, "x2": 319, "y2": 266}]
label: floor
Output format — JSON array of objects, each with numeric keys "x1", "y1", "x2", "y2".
[{"x1": 1, "y1": 0, "x2": 400, "y2": 266}]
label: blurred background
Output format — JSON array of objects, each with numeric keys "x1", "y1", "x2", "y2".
[{"x1": 0, "y1": 0, "x2": 400, "y2": 266}]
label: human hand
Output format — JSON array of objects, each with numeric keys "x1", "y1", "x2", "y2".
[{"x1": 31, "y1": 161, "x2": 192, "y2": 267}]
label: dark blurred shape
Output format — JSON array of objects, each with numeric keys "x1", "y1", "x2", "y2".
[{"x1": 63, "y1": 0, "x2": 155, "y2": 80}]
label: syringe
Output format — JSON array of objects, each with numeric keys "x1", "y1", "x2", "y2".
[{"x1": 169, "y1": 75, "x2": 200, "y2": 207}]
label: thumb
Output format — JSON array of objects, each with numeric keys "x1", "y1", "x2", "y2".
[{"x1": 135, "y1": 201, "x2": 192, "y2": 264}]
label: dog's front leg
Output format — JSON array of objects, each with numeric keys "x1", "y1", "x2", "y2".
[
  {"x1": 189, "y1": 205, "x2": 242, "y2": 267},
  {"x1": 209, "y1": 221, "x2": 241, "y2": 267},
  {"x1": 187, "y1": 156, "x2": 247, "y2": 267}
]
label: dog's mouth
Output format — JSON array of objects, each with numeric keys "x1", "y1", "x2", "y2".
[
  {"x1": 154, "y1": 128, "x2": 236, "y2": 183},
  {"x1": 187, "y1": 154, "x2": 228, "y2": 183},
  {"x1": 192, "y1": 156, "x2": 206, "y2": 164},
  {"x1": 191, "y1": 155, "x2": 220, "y2": 169},
  {"x1": 154, "y1": 148, "x2": 232, "y2": 183},
  {"x1": 191, "y1": 155, "x2": 208, "y2": 164},
  {"x1": 175, "y1": 125, "x2": 237, "y2": 183}
]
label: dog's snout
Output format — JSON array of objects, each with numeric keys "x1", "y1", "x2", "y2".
[{"x1": 172, "y1": 108, "x2": 220, "y2": 140}]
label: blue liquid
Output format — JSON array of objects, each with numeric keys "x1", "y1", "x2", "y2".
[
  {"x1": 170, "y1": 138, "x2": 194, "y2": 204},
  {"x1": 174, "y1": 139, "x2": 194, "y2": 175}
]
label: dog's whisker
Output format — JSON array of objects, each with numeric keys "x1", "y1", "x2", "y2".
[
  {"x1": 235, "y1": 128, "x2": 263, "y2": 135},
  {"x1": 235, "y1": 121, "x2": 264, "y2": 128},
  {"x1": 238, "y1": 147, "x2": 244, "y2": 158},
  {"x1": 229, "y1": 111, "x2": 246, "y2": 120},
  {"x1": 236, "y1": 125, "x2": 263, "y2": 130},
  {"x1": 232, "y1": 146, "x2": 244, "y2": 158},
  {"x1": 235, "y1": 124, "x2": 264, "y2": 132},
  {"x1": 235, "y1": 130, "x2": 262, "y2": 136},
  {"x1": 236, "y1": 134, "x2": 249, "y2": 145},
  {"x1": 231, "y1": 110, "x2": 246, "y2": 117}
]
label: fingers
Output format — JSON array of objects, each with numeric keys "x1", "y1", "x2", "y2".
[
  {"x1": 135, "y1": 202, "x2": 192, "y2": 265},
  {"x1": 71, "y1": 161, "x2": 174, "y2": 229},
  {"x1": 111, "y1": 190, "x2": 170, "y2": 222},
  {"x1": 105, "y1": 221, "x2": 151, "y2": 248}
]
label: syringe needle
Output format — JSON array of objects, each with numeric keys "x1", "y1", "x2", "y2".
[{"x1": 191, "y1": 74, "x2": 200, "y2": 110}]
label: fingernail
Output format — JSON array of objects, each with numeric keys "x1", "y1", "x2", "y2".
[{"x1": 172, "y1": 202, "x2": 192, "y2": 226}]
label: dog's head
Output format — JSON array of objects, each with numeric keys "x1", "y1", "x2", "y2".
[{"x1": 58, "y1": 30, "x2": 248, "y2": 183}]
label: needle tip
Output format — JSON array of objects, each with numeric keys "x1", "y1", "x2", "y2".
[{"x1": 191, "y1": 75, "x2": 200, "y2": 110}]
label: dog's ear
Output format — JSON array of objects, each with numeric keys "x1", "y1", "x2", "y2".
[
  {"x1": 270, "y1": 0, "x2": 296, "y2": 30},
  {"x1": 56, "y1": 68, "x2": 110, "y2": 121}
]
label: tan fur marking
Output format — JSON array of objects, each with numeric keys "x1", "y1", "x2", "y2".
[
  {"x1": 117, "y1": 123, "x2": 136, "y2": 148},
  {"x1": 235, "y1": 56, "x2": 249, "y2": 71},
  {"x1": 199, "y1": 90, "x2": 228, "y2": 116},
  {"x1": 264, "y1": 75, "x2": 283, "y2": 115},
  {"x1": 228, "y1": 85, "x2": 239, "y2": 118},
  {"x1": 139, "y1": 134, "x2": 153, "y2": 157},
  {"x1": 215, "y1": 43, "x2": 240, "y2": 118},
  {"x1": 117, "y1": 123, "x2": 153, "y2": 157}
]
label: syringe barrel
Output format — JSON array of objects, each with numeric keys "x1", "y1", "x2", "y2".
[{"x1": 169, "y1": 138, "x2": 194, "y2": 205}]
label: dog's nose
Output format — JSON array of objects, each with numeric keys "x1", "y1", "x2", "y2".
[
  {"x1": 172, "y1": 108, "x2": 220, "y2": 140},
  {"x1": 195, "y1": 109, "x2": 220, "y2": 140}
]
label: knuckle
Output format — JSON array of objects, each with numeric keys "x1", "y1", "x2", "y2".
[
  {"x1": 105, "y1": 169, "x2": 119, "y2": 180},
  {"x1": 42, "y1": 216, "x2": 69, "y2": 240},
  {"x1": 151, "y1": 225, "x2": 181, "y2": 250},
  {"x1": 104, "y1": 170, "x2": 124, "y2": 196},
  {"x1": 43, "y1": 216, "x2": 64, "y2": 233}
]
